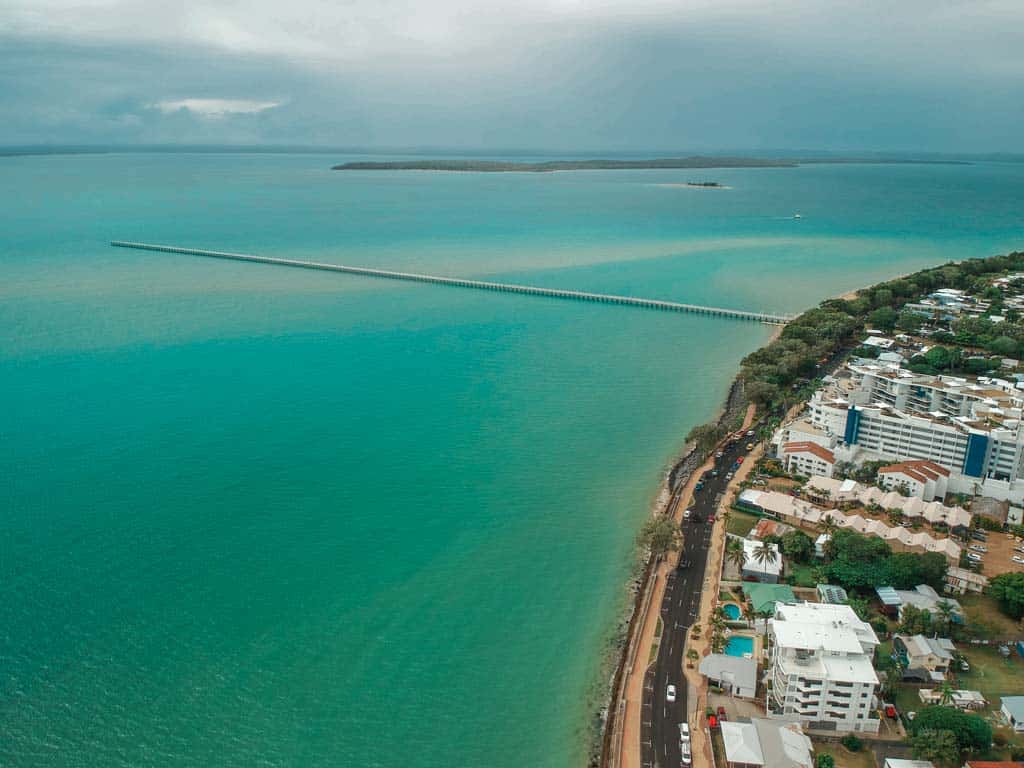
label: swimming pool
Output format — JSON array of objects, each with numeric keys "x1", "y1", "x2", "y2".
[
  {"x1": 725, "y1": 635, "x2": 754, "y2": 657},
  {"x1": 722, "y1": 603, "x2": 742, "y2": 621}
]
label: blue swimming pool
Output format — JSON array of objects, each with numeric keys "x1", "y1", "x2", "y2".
[
  {"x1": 722, "y1": 603, "x2": 742, "y2": 620},
  {"x1": 725, "y1": 635, "x2": 754, "y2": 657}
]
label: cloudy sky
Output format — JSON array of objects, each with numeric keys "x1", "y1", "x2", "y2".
[{"x1": 2, "y1": 0, "x2": 1022, "y2": 151}]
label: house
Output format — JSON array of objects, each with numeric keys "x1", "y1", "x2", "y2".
[
  {"x1": 895, "y1": 585, "x2": 963, "y2": 622},
  {"x1": 700, "y1": 654, "x2": 758, "y2": 698},
  {"x1": 877, "y1": 460, "x2": 950, "y2": 501},
  {"x1": 816, "y1": 584, "x2": 848, "y2": 604},
  {"x1": 893, "y1": 634, "x2": 956, "y2": 681},
  {"x1": 744, "y1": 582, "x2": 797, "y2": 615},
  {"x1": 1001, "y1": 696, "x2": 1024, "y2": 732},
  {"x1": 767, "y1": 602, "x2": 880, "y2": 733},
  {"x1": 720, "y1": 718, "x2": 813, "y2": 768},
  {"x1": 917, "y1": 688, "x2": 986, "y2": 710},
  {"x1": 814, "y1": 533, "x2": 830, "y2": 559},
  {"x1": 741, "y1": 538, "x2": 782, "y2": 583},
  {"x1": 945, "y1": 566, "x2": 989, "y2": 595},
  {"x1": 750, "y1": 518, "x2": 793, "y2": 540},
  {"x1": 963, "y1": 762, "x2": 1024, "y2": 768},
  {"x1": 782, "y1": 442, "x2": 837, "y2": 479}
]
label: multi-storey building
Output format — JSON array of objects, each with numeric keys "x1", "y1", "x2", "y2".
[
  {"x1": 793, "y1": 363, "x2": 1024, "y2": 503},
  {"x1": 767, "y1": 602, "x2": 880, "y2": 733}
]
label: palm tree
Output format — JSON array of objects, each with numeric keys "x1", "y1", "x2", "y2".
[
  {"x1": 938, "y1": 680, "x2": 955, "y2": 706},
  {"x1": 686, "y1": 648, "x2": 700, "y2": 668},
  {"x1": 726, "y1": 538, "x2": 748, "y2": 574},
  {"x1": 742, "y1": 603, "x2": 757, "y2": 627},
  {"x1": 820, "y1": 514, "x2": 839, "y2": 538},
  {"x1": 753, "y1": 540, "x2": 779, "y2": 581},
  {"x1": 935, "y1": 600, "x2": 956, "y2": 635}
]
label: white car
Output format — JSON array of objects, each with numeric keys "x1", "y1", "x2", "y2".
[
  {"x1": 1013, "y1": 555, "x2": 1024, "y2": 565},
  {"x1": 1015, "y1": 546, "x2": 1024, "y2": 554},
  {"x1": 680, "y1": 740, "x2": 692, "y2": 765},
  {"x1": 666, "y1": 684, "x2": 677, "y2": 703},
  {"x1": 684, "y1": 509, "x2": 693, "y2": 520},
  {"x1": 970, "y1": 544, "x2": 988, "y2": 553},
  {"x1": 679, "y1": 722, "x2": 690, "y2": 742},
  {"x1": 967, "y1": 552, "x2": 983, "y2": 562}
]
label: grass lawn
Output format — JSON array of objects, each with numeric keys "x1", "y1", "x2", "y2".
[
  {"x1": 787, "y1": 563, "x2": 818, "y2": 588},
  {"x1": 955, "y1": 643, "x2": 1024, "y2": 706},
  {"x1": 727, "y1": 510, "x2": 759, "y2": 538},
  {"x1": 812, "y1": 741, "x2": 876, "y2": 768},
  {"x1": 960, "y1": 592, "x2": 1021, "y2": 640}
]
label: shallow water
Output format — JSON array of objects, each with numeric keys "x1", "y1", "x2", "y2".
[{"x1": 1, "y1": 154, "x2": 1022, "y2": 766}]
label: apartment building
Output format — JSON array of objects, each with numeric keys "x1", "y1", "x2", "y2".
[
  {"x1": 767, "y1": 602, "x2": 880, "y2": 733},
  {"x1": 799, "y1": 363, "x2": 1024, "y2": 503},
  {"x1": 781, "y1": 442, "x2": 837, "y2": 478}
]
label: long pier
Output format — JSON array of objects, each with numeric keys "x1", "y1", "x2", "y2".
[{"x1": 110, "y1": 241, "x2": 794, "y2": 325}]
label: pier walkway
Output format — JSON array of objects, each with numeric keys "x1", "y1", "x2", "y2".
[{"x1": 111, "y1": 241, "x2": 794, "y2": 325}]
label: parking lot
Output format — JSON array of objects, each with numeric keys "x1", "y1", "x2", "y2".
[{"x1": 967, "y1": 529, "x2": 1024, "y2": 577}]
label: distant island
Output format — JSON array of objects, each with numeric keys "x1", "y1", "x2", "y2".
[{"x1": 331, "y1": 156, "x2": 796, "y2": 172}]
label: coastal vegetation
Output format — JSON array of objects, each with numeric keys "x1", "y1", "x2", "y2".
[
  {"x1": 739, "y1": 250, "x2": 1024, "y2": 413},
  {"x1": 331, "y1": 156, "x2": 796, "y2": 172}
]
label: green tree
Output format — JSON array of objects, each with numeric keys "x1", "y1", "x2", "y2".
[
  {"x1": 780, "y1": 529, "x2": 813, "y2": 562},
  {"x1": 896, "y1": 311, "x2": 924, "y2": 334},
  {"x1": 988, "y1": 335, "x2": 1019, "y2": 357},
  {"x1": 868, "y1": 306, "x2": 898, "y2": 331},
  {"x1": 638, "y1": 516, "x2": 682, "y2": 557},
  {"x1": 910, "y1": 706, "x2": 992, "y2": 753},
  {"x1": 726, "y1": 538, "x2": 748, "y2": 572},
  {"x1": 988, "y1": 572, "x2": 1024, "y2": 619},
  {"x1": 845, "y1": 594, "x2": 871, "y2": 621},
  {"x1": 686, "y1": 423, "x2": 726, "y2": 457},
  {"x1": 816, "y1": 754, "x2": 835, "y2": 768},
  {"x1": 753, "y1": 540, "x2": 779, "y2": 581},
  {"x1": 898, "y1": 604, "x2": 933, "y2": 635},
  {"x1": 925, "y1": 346, "x2": 953, "y2": 370},
  {"x1": 911, "y1": 728, "x2": 960, "y2": 767}
]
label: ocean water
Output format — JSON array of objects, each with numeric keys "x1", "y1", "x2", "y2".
[{"x1": 2, "y1": 154, "x2": 1022, "y2": 767}]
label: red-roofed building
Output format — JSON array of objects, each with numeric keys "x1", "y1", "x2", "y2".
[
  {"x1": 878, "y1": 460, "x2": 950, "y2": 500},
  {"x1": 964, "y1": 762, "x2": 1024, "y2": 768},
  {"x1": 781, "y1": 441, "x2": 836, "y2": 478}
]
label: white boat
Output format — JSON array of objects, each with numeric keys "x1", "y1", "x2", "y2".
[{"x1": 793, "y1": 213, "x2": 802, "y2": 219}]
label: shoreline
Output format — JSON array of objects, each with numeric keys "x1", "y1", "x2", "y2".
[{"x1": 596, "y1": 247, "x2": 1024, "y2": 768}]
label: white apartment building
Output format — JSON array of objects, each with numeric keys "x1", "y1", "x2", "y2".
[
  {"x1": 781, "y1": 441, "x2": 837, "y2": 478},
  {"x1": 877, "y1": 460, "x2": 950, "y2": 500},
  {"x1": 767, "y1": 602, "x2": 880, "y2": 733},
  {"x1": 799, "y1": 363, "x2": 1024, "y2": 503}
]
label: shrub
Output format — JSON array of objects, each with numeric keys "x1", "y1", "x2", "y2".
[
  {"x1": 817, "y1": 754, "x2": 835, "y2": 768},
  {"x1": 841, "y1": 735, "x2": 863, "y2": 752}
]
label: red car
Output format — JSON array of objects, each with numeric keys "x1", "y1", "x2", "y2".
[
  {"x1": 708, "y1": 715, "x2": 719, "y2": 729},
  {"x1": 884, "y1": 705, "x2": 897, "y2": 719},
  {"x1": 736, "y1": 457, "x2": 744, "y2": 465}
]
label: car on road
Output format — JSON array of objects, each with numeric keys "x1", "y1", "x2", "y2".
[
  {"x1": 684, "y1": 509, "x2": 693, "y2": 520},
  {"x1": 666, "y1": 684, "x2": 677, "y2": 703},
  {"x1": 746, "y1": 430, "x2": 755, "y2": 437},
  {"x1": 967, "y1": 552, "x2": 983, "y2": 562},
  {"x1": 707, "y1": 514, "x2": 715, "y2": 523},
  {"x1": 726, "y1": 472, "x2": 734, "y2": 480},
  {"x1": 680, "y1": 740, "x2": 692, "y2": 765},
  {"x1": 745, "y1": 443, "x2": 754, "y2": 450},
  {"x1": 715, "y1": 451, "x2": 724, "y2": 460},
  {"x1": 710, "y1": 469, "x2": 719, "y2": 477},
  {"x1": 1013, "y1": 555, "x2": 1024, "y2": 565},
  {"x1": 970, "y1": 544, "x2": 988, "y2": 552},
  {"x1": 678, "y1": 723, "x2": 690, "y2": 742}
]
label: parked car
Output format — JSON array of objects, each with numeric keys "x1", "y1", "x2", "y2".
[
  {"x1": 684, "y1": 509, "x2": 693, "y2": 521},
  {"x1": 967, "y1": 552, "x2": 983, "y2": 562},
  {"x1": 884, "y1": 704, "x2": 897, "y2": 719},
  {"x1": 960, "y1": 659, "x2": 970, "y2": 671},
  {"x1": 711, "y1": 469, "x2": 719, "y2": 477},
  {"x1": 970, "y1": 544, "x2": 988, "y2": 552},
  {"x1": 715, "y1": 451, "x2": 724, "y2": 460},
  {"x1": 680, "y1": 741, "x2": 692, "y2": 766},
  {"x1": 972, "y1": 530, "x2": 988, "y2": 541},
  {"x1": 1014, "y1": 546, "x2": 1024, "y2": 554},
  {"x1": 735, "y1": 457, "x2": 744, "y2": 465},
  {"x1": 746, "y1": 430, "x2": 755, "y2": 437},
  {"x1": 1013, "y1": 555, "x2": 1024, "y2": 565},
  {"x1": 666, "y1": 685, "x2": 676, "y2": 703},
  {"x1": 746, "y1": 443, "x2": 754, "y2": 451},
  {"x1": 678, "y1": 723, "x2": 690, "y2": 742},
  {"x1": 726, "y1": 472, "x2": 734, "y2": 481}
]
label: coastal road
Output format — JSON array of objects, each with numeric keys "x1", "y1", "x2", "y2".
[{"x1": 640, "y1": 433, "x2": 753, "y2": 768}]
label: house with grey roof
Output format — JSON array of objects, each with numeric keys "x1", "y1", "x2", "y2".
[
  {"x1": 720, "y1": 718, "x2": 813, "y2": 768},
  {"x1": 699, "y1": 654, "x2": 758, "y2": 699},
  {"x1": 893, "y1": 634, "x2": 956, "y2": 682},
  {"x1": 1001, "y1": 696, "x2": 1024, "y2": 732}
]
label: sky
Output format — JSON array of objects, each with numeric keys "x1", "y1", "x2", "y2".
[{"x1": 1, "y1": 0, "x2": 1022, "y2": 152}]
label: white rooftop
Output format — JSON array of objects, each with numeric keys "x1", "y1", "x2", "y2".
[
  {"x1": 772, "y1": 602, "x2": 879, "y2": 655},
  {"x1": 742, "y1": 538, "x2": 782, "y2": 576}
]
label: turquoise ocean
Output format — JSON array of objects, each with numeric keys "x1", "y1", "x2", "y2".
[{"x1": 2, "y1": 154, "x2": 1022, "y2": 766}]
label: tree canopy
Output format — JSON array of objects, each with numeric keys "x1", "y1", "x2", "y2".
[{"x1": 988, "y1": 572, "x2": 1024, "y2": 619}]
